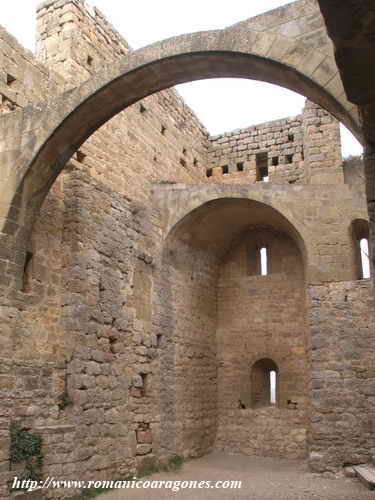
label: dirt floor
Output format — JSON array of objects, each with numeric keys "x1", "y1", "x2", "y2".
[{"x1": 100, "y1": 452, "x2": 374, "y2": 499}]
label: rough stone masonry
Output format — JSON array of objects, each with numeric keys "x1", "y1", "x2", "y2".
[{"x1": 0, "y1": 0, "x2": 374, "y2": 499}]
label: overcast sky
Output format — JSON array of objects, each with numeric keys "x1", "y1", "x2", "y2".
[{"x1": 1, "y1": 0, "x2": 362, "y2": 157}]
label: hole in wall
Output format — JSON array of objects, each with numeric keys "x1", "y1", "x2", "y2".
[
  {"x1": 76, "y1": 150, "x2": 86, "y2": 163},
  {"x1": 6, "y1": 74, "x2": 16, "y2": 87},
  {"x1": 161, "y1": 125, "x2": 166, "y2": 135},
  {"x1": 206, "y1": 168, "x2": 213, "y2": 178},
  {"x1": 256, "y1": 152, "x2": 268, "y2": 181},
  {"x1": 139, "y1": 103, "x2": 147, "y2": 114},
  {"x1": 286, "y1": 154, "x2": 293, "y2": 164},
  {"x1": 193, "y1": 158, "x2": 198, "y2": 167},
  {"x1": 237, "y1": 162, "x2": 244, "y2": 172},
  {"x1": 272, "y1": 157, "x2": 279, "y2": 167},
  {"x1": 141, "y1": 373, "x2": 148, "y2": 396},
  {"x1": 222, "y1": 165, "x2": 229, "y2": 175},
  {"x1": 87, "y1": 55, "x2": 93, "y2": 66},
  {"x1": 288, "y1": 134, "x2": 294, "y2": 142},
  {"x1": 22, "y1": 251, "x2": 34, "y2": 293},
  {"x1": 180, "y1": 158, "x2": 187, "y2": 168}
]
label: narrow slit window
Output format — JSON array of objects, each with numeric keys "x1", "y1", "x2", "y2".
[
  {"x1": 270, "y1": 370, "x2": 277, "y2": 404},
  {"x1": 22, "y1": 251, "x2": 33, "y2": 292},
  {"x1": 360, "y1": 238, "x2": 370, "y2": 279},
  {"x1": 260, "y1": 247, "x2": 268, "y2": 276}
]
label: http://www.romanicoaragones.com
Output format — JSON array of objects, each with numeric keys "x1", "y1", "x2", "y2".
[{"x1": 11, "y1": 476, "x2": 243, "y2": 493}]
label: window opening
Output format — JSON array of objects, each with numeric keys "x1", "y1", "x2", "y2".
[{"x1": 260, "y1": 247, "x2": 268, "y2": 276}]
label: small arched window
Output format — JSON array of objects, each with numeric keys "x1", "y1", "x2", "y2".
[
  {"x1": 251, "y1": 358, "x2": 278, "y2": 409},
  {"x1": 351, "y1": 219, "x2": 371, "y2": 280}
]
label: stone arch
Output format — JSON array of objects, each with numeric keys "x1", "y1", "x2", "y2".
[
  {"x1": 164, "y1": 192, "x2": 311, "y2": 275},
  {"x1": 251, "y1": 358, "x2": 279, "y2": 409},
  {"x1": 157, "y1": 195, "x2": 309, "y2": 458},
  {"x1": 1, "y1": 26, "x2": 362, "y2": 241}
]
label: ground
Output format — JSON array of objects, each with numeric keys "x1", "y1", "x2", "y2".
[{"x1": 100, "y1": 452, "x2": 373, "y2": 499}]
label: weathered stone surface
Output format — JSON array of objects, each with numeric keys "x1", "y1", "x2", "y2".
[{"x1": 0, "y1": 1, "x2": 373, "y2": 499}]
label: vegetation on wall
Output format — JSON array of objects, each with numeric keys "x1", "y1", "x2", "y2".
[{"x1": 9, "y1": 422, "x2": 43, "y2": 487}]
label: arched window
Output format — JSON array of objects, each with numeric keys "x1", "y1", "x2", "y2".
[
  {"x1": 351, "y1": 219, "x2": 371, "y2": 280},
  {"x1": 251, "y1": 358, "x2": 278, "y2": 409}
]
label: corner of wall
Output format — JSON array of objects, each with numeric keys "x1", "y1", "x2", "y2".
[{"x1": 36, "y1": 0, "x2": 131, "y2": 84}]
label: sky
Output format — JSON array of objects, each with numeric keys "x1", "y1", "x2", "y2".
[{"x1": 0, "y1": 0, "x2": 363, "y2": 157}]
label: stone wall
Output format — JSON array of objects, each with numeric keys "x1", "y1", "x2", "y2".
[
  {"x1": 156, "y1": 240, "x2": 218, "y2": 459},
  {"x1": 35, "y1": 0, "x2": 209, "y2": 202},
  {"x1": 207, "y1": 115, "x2": 305, "y2": 184},
  {"x1": 215, "y1": 223, "x2": 308, "y2": 458},
  {"x1": 206, "y1": 100, "x2": 342, "y2": 185},
  {"x1": 308, "y1": 280, "x2": 375, "y2": 472},
  {"x1": 0, "y1": 24, "x2": 66, "y2": 114},
  {"x1": 0, "y1": 0, "x2": 373, "y2": 497}
]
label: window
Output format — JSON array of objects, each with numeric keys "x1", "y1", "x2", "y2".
[
  {"x1": 237, "y1": 162, "x2": 244, "y2": 172},
  {"x1": 247, "y1": 238, "x2": 271, "y2": 277},
  {"x1": 222, "y1": 165, "x2": 229, "y2": 175},
  {"x1": 206, "y1": 168, "x2": 213, "y2": 178},
  {"x1": 286, "y1": 154, "x2": 293, "y2": 164},
  {"x1": 288, "y1": 134, "x2": 294, "y2": 142},
  {"x1": 272, "y1": 157, "x2": 279, "y2": 167},
  {"x1": 360, "y1": 238, "x2": 370, "y2": 279},
  {"x1": 352, "y1": 219, "x2": 371, "y2": 279},
  {"x1": 270, "y1": 370, "x2": 277, "y2": 404},
  {"x1": 251, "y1": 359, "x2": 278, "y2": 408},
  {"x1": 256, "y1": 152, "x2": 268, "y2": 182},
  {"x1": 260, "y1": 247, "x2": 268, "y2": 276}
]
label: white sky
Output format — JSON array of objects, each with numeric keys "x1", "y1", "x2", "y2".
[{"x1": 1, "y1": 0, "x2": 362, "y2": 157}]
